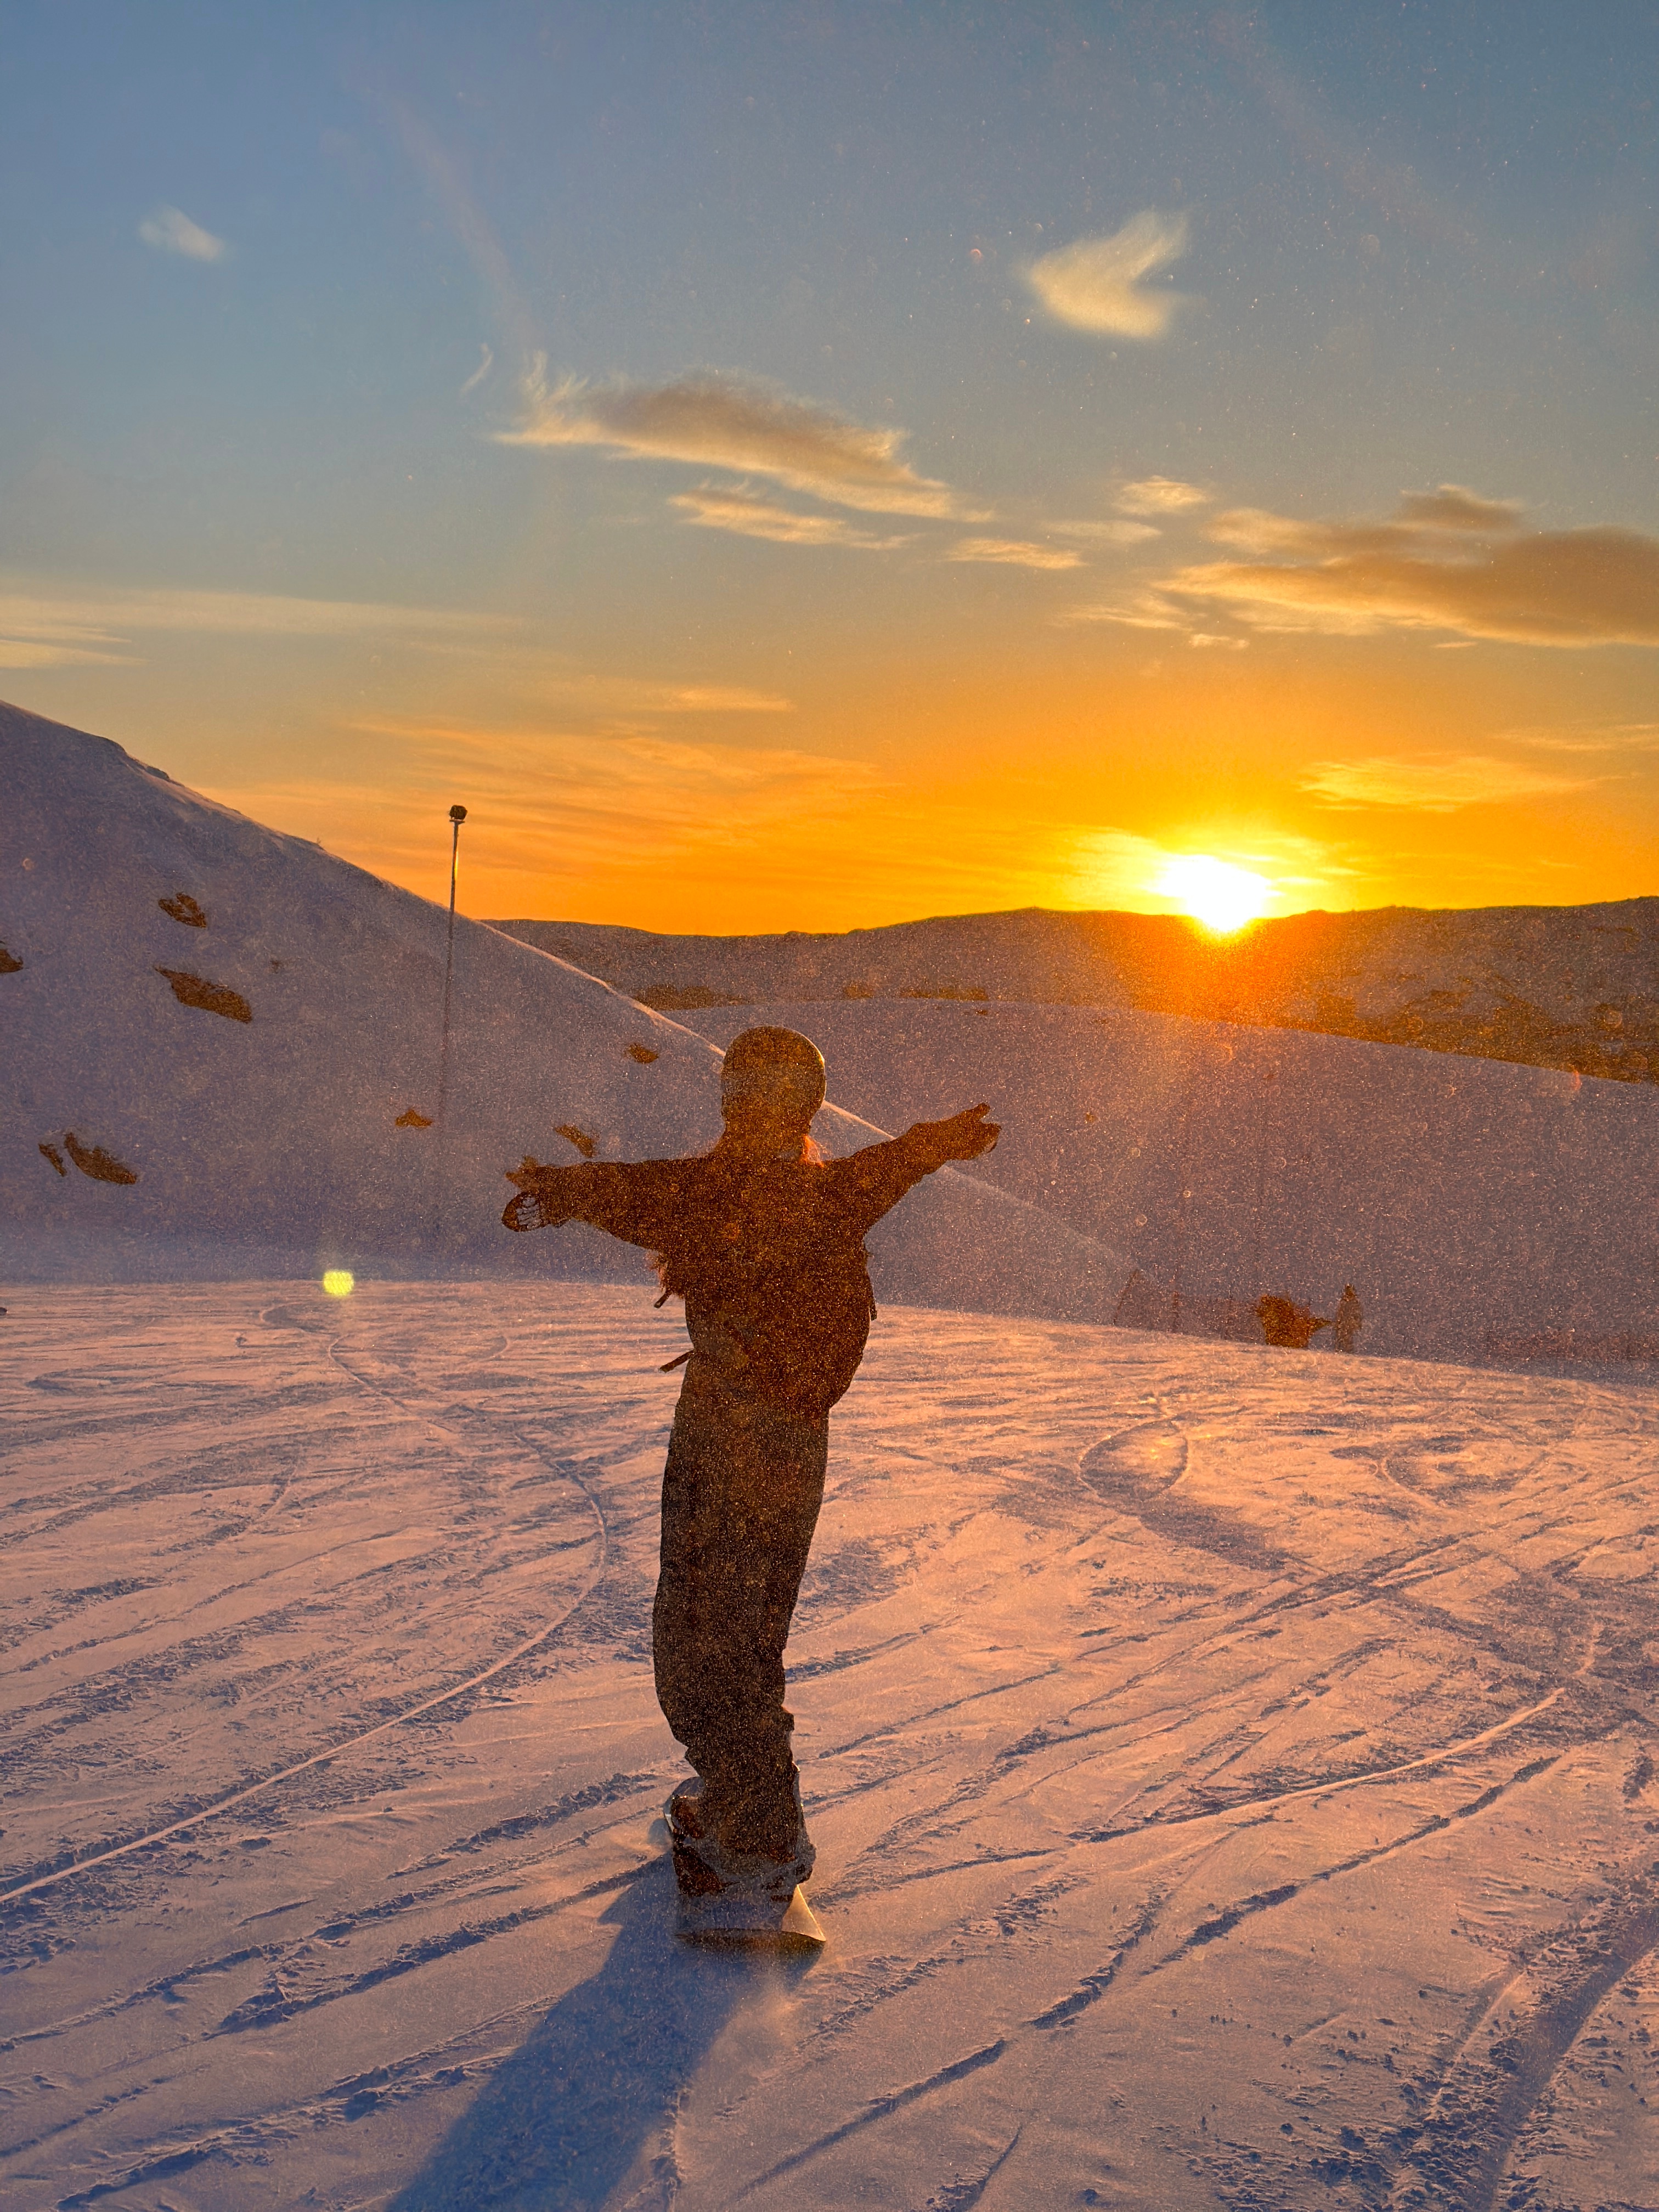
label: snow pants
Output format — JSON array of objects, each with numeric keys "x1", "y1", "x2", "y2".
[{"x1": 652, "y1": 1356, "x2": 828, "y2": 1858}]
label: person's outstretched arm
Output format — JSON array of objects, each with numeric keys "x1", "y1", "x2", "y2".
[
  {"x1": 500, "y1": 1156, "x2": 685, "y2": 1248},
  {"x1": 831, "y1": 1103, "x2": 1000, "y2": 1235}
]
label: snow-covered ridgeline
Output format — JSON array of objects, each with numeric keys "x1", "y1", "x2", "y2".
[{"x1": 495, "y1": 899, "x2": 1659, "y2": 1085}]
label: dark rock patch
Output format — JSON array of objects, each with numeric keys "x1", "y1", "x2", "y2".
[
  {"x1": 63, "y1": 1132, "x2": 138, "y2": 1184},
  {"x1": 155, "y1": 968, "x2": 251, "y2": 1022}
]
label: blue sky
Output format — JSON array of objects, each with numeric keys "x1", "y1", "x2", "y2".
[{"x1": 3, "y1": 2, "x2": 1656, "y2": 927}]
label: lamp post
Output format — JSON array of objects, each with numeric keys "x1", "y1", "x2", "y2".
[
  {"x1": 433, "y1": 805, "x2": 467, "y2": 1246},
  {"x1": 437, "y1": 804, "x2": 467, "y2": 1130}
]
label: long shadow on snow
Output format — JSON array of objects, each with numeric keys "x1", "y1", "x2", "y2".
[{"x1": 390, "y1": 1855, "x2": 813, "y2": 2211}]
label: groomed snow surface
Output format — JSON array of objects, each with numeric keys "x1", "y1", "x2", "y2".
[{"x1": 8, "y1": 1281, "x2": 1659, "y2": 2212}]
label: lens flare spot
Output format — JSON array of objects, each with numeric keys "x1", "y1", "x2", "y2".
[
  {"x1": 1157, "y1": 854, "x2": 1273, "y2": 935},
  {"x1": 322, "y1": 1269, "x2": 355, "y2": 1297}
]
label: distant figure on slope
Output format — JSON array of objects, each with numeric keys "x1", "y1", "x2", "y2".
[
  {"x1": 1332, "y1": 1283, "x2": 1364, "y2": 1353},
  {"x1": 501, "y1": 1026, "x2": 998, "y2": 1928},
  {"x1": 1255, "y1": 1293, "x2": 1331, "y2": 1350}
]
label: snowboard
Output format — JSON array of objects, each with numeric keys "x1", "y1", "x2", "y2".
[{"x1": 676, "y1": 1877, "x2": 825, "y2": 1951}]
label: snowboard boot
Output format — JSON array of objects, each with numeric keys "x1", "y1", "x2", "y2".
[{"x1": 667, "y1": 1773, "x2": 814, "y2": 1904}]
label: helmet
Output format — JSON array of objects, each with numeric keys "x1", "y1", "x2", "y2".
[{"x1": 720, "y1": 1026, "x2": 827, "y2": 1120}]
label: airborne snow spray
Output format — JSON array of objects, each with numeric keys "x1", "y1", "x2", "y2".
[{"x1": 432, "y1": 803, "x2": 467, "y2": 1244}]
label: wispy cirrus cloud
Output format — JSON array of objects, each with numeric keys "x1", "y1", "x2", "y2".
[
  {"x1": 222, "y1": 719, "x2": 888, "y2": 889},
  {"x1": 1300, "y1": 753, "x2": 1598, "y2": 811},
  {"x1": 138, "y1": 205, "x2": 227, "y2": 262},
  {"x1": 1053, "y1": 589, "x2": 1184, "y2": 631},
  {"x1": 459, "y1": 343, "x2": 494, "y2": 397},
  {"x1": 1168, "y1": 485, "x2": 1659, "y2": 647},
  {"x1": 0, "y1": 580, "x2": 510, "y2": 667},
  {"x1": 1115, "y1": 476, "x2": 1210, "y2": 516},
  {"x1": 500, "y1": 364, "x2": 968, "y2": 518},
  {"x1": 1508, "y1": 721, "x2": 1659, "y2": 754},
  {"x1": 1026, "y1": 211, "x2": 1193, "y2": 338},
  {"x1": 946, "y1": 537, "x2": 1082, "y2": 571},
  {"x1": 526, "y1": 670, "x2": 793, "y2": 716},
  {"x1": 669, "y1": 488, "x2": 911, "y2": 550},
  {"x1": 1051, "y1": 519, "x2": 1159, "y2": 546}
]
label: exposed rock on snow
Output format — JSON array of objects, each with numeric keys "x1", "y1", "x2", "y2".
[
  {"x1": 496, "y1": 898, "x2": 1659, "y2": 1085},
  {"x1": 1, "y1": 702, "x2": 1134, "y2": 1325}
]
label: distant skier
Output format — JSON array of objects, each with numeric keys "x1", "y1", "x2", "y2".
[
  {"x1": 1255, "y1": 1293, "x2": 1331, "y2": 1350},
  {"x1": 500, "y1": 1026, "x2": 998, "y2": 1933},
  {"x1": 1332, "y1": 1283, "x2": 1364, "y2": 1353}
]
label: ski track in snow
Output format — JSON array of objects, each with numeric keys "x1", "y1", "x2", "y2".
[{"x1": 5, "y1": 1286, "x2": 1659, "y2": 2210}]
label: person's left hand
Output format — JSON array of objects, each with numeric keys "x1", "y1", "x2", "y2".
[{"x1": 913, "y1": 1102, "x2": 1000, "y2": 1165}]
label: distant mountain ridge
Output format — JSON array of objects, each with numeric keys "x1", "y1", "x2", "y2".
[{"x1": 491, "y1": 902, "x2": 1659, "y2": 1085}]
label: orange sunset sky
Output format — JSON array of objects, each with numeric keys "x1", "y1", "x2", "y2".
[{"x1": 4, "y1": 5, "x2": 1656, "y2": 934}]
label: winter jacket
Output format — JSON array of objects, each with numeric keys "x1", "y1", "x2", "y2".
[{"x1": 512, "y1": 1128, "x2": 949, "y2": 1421}]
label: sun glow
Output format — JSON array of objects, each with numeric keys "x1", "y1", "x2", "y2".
[{"x1": 1157, "y1": 854, "x2": 1274, "y2": 935}]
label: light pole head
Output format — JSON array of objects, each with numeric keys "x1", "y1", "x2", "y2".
[{"x1": 449, "y1": 804, "x2": 468, "y2": 825}]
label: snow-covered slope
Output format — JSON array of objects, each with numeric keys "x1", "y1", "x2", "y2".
[
  {"x1": 496, "y1": 898, "x2": 1659, "y2": 1086},
  {"x1": 8, "y1": 1282, "x2": 1659, "y2": 2211},
  {"x1": 0, "y1": 703, "x2": 1135, "y2": 1323},
  {"x1": 684, "y1": 998, "x2": 1659, "y2": 1370}
]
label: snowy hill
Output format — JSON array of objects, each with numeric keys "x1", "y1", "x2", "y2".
[
  {"x1": 679, "y1": 998, "x2": 1659, "y2": 1371},
  {"x1": 0, "y1": 702, "x2": 1135, "y2": 1323},
  {"x1": 496, "y1": 898, "x2": 1659, "y2": 1086}
]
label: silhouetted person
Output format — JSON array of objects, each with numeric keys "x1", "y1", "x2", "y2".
[
  {"x1": 1333, "y1": 1283, "x2": 1363, "y2": 1353},
  {"x1": 1255, "y1": 1293, "x2": 1331, "y2": 1350},
  {"x1": 501, "y1": 1026, "x2": 998, "y2": 1910}
]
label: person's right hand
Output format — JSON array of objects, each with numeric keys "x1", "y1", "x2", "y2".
[
  {"x1": 912, "y1": 1102, "x2": 1000, "y2": 1166},
  {"x1": 501, "y1": 1156, "x2": 571, "y2": 1232}
]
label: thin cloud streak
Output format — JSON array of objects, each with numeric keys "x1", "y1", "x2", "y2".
[
  {"x1": 1508, "y1": 721, "x2": 1659, "y2": 754},
  {"x1": 501, "y1": 365, "x2": 969, "y2": 518},
  {"x1": 1301, "y1": 754, "x2": 1597, "y2": 811},
  {"x1": 1026, "y1": 211, "x2": 1192, "y2": 338},
  {"x1": 460, "y1": 343, "x2": 494, "y2": 397},
  {"x1": 523, "y1": 671, "x2": 794, "y2": 715},
  {"x1": 0, "y1": 582, "x2": 513, "y2": 664},
  {"x1": 946, "y1": 537, "x2": 1082, "y2": 571},
  {"x1": 386, "y1": 98, "x2": 537, "y2": 364},
  {"x1": 138, "y1": 205, "x2": 227, "y2": 262},
  {"x1": 233, "y1": 720, "x2": 890, "y2": 884},
  {"x1": 1053, "y1": 590, "x2": 1184, "y2": 631},
  {"x1": 1052, "y1": 520, "x2": 1159, "y2": 546},
  {"x1": 669, "y1": 488, "x2": 911, "y2": 550},
  {"x1": 1115, "y1": 477, "x2": 1209, "y2": 516}
]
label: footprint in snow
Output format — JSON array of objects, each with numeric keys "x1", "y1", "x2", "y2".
[{"x1": 158, "y1": 892, "x2": 207, "y2": 927}]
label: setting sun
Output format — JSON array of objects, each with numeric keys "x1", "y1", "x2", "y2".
[{"x1": 1156, "y1": 855, "x2": 1274, "y2": 936}]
